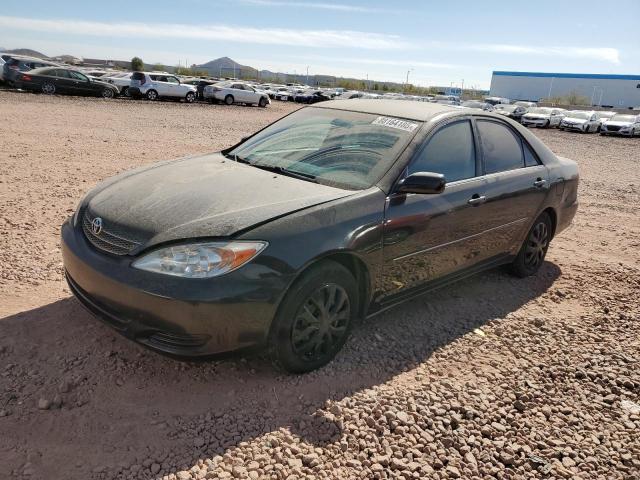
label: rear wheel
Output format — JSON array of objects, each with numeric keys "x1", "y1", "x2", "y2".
[
  {"x1": 224, "y1": 94, "x2": 234, "y2": 105},
  {"x1": 146, "y1": 89, "x2": 158, "y2": 101},
  {"x1": 511, "y1": 212, "x2": 552, "y2": 278},
  {"x1": 42, "y1": 82, "x2": 55, "y2": 95},
  {"x1": 268, "y1": 261, "x2": 357, "y2": 373},
  {"x1": 258, "y1": 96, "x2": 268, "y2": 108},
  {"x1": 185, "y1": 91, "x2": 195, "y2": 103},
  {"x1": 544, "y1": 120, "x2": 550, "y2": 128}
]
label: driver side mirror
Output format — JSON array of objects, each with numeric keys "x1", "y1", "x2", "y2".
[{"x1": 396, "y1": 172, "x2": 446, "y2": 195}]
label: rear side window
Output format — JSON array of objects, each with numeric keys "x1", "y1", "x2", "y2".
[
  {"x1": 477, "y1": 120, "x2": 524, "y2": 174},
  {"x1": 524, "y1": 142, "x2": 540, "y2": 167},
  {"x1": 132, "y1": 72, "x2": 146, "y2": 81},
  {"x1": 409, "y1": 120, "x2": 476, "y2": 183}
]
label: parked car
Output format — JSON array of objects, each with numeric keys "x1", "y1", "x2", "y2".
[
  {"x1": 61, "y1": 99, "x2": 578, "y2": 373},
  {"x1": 183, "y1": 79, "x2": 217, "y2": 101},
  {"x1": 484, "y1": 96, "x2": 510, "y2": 105},
  {"x1": 12, "y1": 67, "x2": 119, "y2": 98},
  {"x1": 514, "y1": 101, "x2": 537, "y2": 108},
  {"x1": 460, "y1": 100, "x2": 494, "y2": 111},
  {"x1": 203, "y1": 81, "x2": 270, "y2": 107},
  {"x1": 597, "y1": 111, "x2": 616, "y2": 122},
  {"x1": 0, "y1": 56, "x2": 5, "y2": 81},
  {"x1": 520, "y1": 107, "x2": 565, "y2": 128},
  {"x1": 2, "y1": 55, "x2": 60, "y2": 86},
  {"x1": 433, "y1": 95, "x2": 460, "y2": 105},
  {"x1": 294, "y1": 89, "x2": 333, "y2": 104},
  {"x1": 600, "y1": 114, "x2": 640, "y2": 136},
  {"x1": 271, "y1": 87, "x2": 293, "y2": 101},
  {"x1": 559, "y1": 111, "x2": 601, "y2": 133},
  {"x1": 102, "y1": 72, "x2": 133, "y2": 96},
  {"x1": 494, "y1": 104, "x2": 528, "y2": 121},
  {"x1": 129, "y1": 72, "x2": 197, "y2": 103}
]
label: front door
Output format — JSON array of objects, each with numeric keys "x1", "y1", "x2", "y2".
[{"x1": 381, "y1": 118, "x2": 491, "y2": 299}]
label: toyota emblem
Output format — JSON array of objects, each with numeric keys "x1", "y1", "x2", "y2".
[{"x1": 91, "y1": 217, "x2": 103, "y2": 235}]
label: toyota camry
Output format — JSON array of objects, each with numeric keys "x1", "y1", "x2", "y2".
[{"x1": 61, "y1": 99, "x2": 579, "y2": 373}]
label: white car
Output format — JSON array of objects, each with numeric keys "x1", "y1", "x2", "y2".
[
  {"x1": 600, "y1": 114, "x2": 640, "y2": 137},
  {"x1": 597, "y1": 111, "x2": 617, "y2": 123},
  {"x1": 203, "y1": 81, "x2": 270, "y2": 107},
  {"x1": 129, "y1": 72, "x2": 197, "y2": 103},
  {"x1": 520, "y1": 107, "x2": 565, "y2": 128},
  {"x1": 514, "y1": 101, "x2": 537, "y2": 108},
  {"x1": 559, "y1": 111, "x2": 601, "y2": 133},
  {"x1": 102, "y1": 72, "x2": 133, "y2": 96}
]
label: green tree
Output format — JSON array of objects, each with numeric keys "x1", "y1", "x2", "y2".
[
  {"x1": 152, "y1": 63, "x2": 165, "y2": 72},
  {"x1": 131, "y1": 57, "x2": 144, "y2": 71}
]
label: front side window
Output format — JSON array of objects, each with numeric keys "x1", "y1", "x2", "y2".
[
  {"x1": 166, "y1": 76, "x2": 179, "y2": 84},
  {"x1": 477, "y1": 120, "x2": 524, "y2": 174},
  {"x1": 409, "y1": 120, "x2": 476, "y2": 183},
  {"x1": 69, "y1": 71, "x2": 89, "y2": 82},
  {"x1": 228, "y1": 108, "x2": 420, "y2": 190}
]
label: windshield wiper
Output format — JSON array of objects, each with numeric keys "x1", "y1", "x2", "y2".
[
  {"x1": 251, "y1": 163, "x2": 318, "y2": 183},
  {"x1": 223, "y1": 151, "x2": 251, "y2": 164}
]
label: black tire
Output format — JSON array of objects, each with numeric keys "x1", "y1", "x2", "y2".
[
  {"x1": 121, "y1": 86, "x2": 130, "y2": 97},
  {"x1": 101, "y1": 88, "x2": 114, "y2": 99},
  {"x1": 268, "y1": 261, "x2": 358, "y2": 373},
  {"x1": 224, "y1": 94, "x2": 234, "y2": 105},
  {"x1": 185, "y1": 91, "x2": 195, "y2": 103},
  {"x1": 544, "y1": 120, "x2": 550, "y2": 128},
  {"x1": 146, "y1": 89, "x2": 158, "y2": 101},
  {"x1": 511, "y1": 212, "x2": 552, "y2": 278},
  {"x1": 258, "y1": 96, "x2": 268, "y2": 108},
  {"x1": 42, "y1": 81, "x2": 55, "y2": 95}
]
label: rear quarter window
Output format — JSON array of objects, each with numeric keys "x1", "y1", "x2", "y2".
[{"x1": 131, "y1": 72, "x2": 146, "y2": 81}]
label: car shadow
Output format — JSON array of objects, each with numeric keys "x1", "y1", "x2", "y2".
[{"x1": 0, "y1": 262, "x2": 561, "y2": 479}]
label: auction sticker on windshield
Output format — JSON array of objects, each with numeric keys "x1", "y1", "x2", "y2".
[{"x1": 372, "y1": 116, "x2": 419, "y2": 132}]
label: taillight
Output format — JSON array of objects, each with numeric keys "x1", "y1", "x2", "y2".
[{"x1": 21, "y1": 74, "x2": 32, "y2": 81}]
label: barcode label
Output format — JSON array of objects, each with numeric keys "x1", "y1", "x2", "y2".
[{"x1": 372, "y1": 116, "x2": 419, "y2": 132}]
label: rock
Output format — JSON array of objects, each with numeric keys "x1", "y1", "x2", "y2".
[
  {"x1": 232, "y1": 466, "x2": 248, "y2": 478},
  {"x1": 513, "y1": 400, "x2": 527, "y2": 412},
  {"x1": 302, "y1": 453, "x2": 319, "y2": 467},
  {"x1": 37, "y1": 398, "x2": 51, "y2": 410},
  {"x1": 445, "y1": 465, "x2": 460, "y2": 478},
  {"x1": 176, "y1": 471, "x2": 191, "y2": 480},
  {"x1": 151, "y1": 463, "x2": 161, "y2": 474},
  {"x1": 500, "y1": 452, "x2": 515, "y2": 466},
  {"x1": 193, "y1": 437, "x2": 205, "y2": 447},
  {"x1": 562, "y1": 457, "x2": 576, "y2": 468},
  {"x1": 329, "y1": 404, "x2": 342, "y2": 416},
  {"x1": 287, "y1": 458, "x2": 302, "y2": 469}
]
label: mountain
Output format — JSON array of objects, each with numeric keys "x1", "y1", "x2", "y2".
[
  {"x1": 196, "y1": 56, "x2": 257, "y2": 76},
  {"x1": 2, "y1": 48, "x2": 48, "y2": 59}
]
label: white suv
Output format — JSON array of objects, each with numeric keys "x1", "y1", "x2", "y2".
[
  {"x1": 203, "y1": 81, "x2": 270, "y2": 107},
  {"x1": 129, "y1": 72, "x2": 197, "y2": 102}
]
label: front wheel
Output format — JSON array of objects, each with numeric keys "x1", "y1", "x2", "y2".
[
  {"x1": 224, "y1": 94, "x2": 234, "y2": 105},
  {"x1": 268, "y1": 261, "x2": 357, "y2": 373},
  {"x1": 101, "y1": 88, "x2": 114, "y2": 99},
  {"x1": 42, "y1": 82, "x2": 55, "y2": 95},
  {"x1": 146, "y1": 89, "x2": 158, "y2": 101},
  {"x1": 185, "y1": 91, "x2": 195, "y2": 103},
  {"x1": 511, "y1": 212, "x2": 552, "y2": 278},
  {"x1": 258, "y1": 96, "x2": 268, "y2": 108}
]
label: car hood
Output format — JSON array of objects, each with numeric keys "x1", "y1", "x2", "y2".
[
  {"x1": 603, "y1": 121, "x2": 633, "y2": 127},
  {"x1": 563, "y1": 118, "x2": 587, "y2": 124},
  {"x1": 85, "y1": 153, "x2": 354, "y2": 249},
  {"x1": 523, "y1": 114, "x2": 550, "y2": 119}
]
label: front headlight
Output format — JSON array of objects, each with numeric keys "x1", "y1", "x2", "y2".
[{"x1": 132, "y1": 241, "x2": 267, "y2": 278}]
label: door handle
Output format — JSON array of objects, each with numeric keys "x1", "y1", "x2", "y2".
[
  {"x1": 534, "y1": 178, "x2": 547, "y2": 188},
  {"x1": 467, "y1": 194, "x2": 486, "y2": 206}
]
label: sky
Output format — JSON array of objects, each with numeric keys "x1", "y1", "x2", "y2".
[{"x1": 0, "y1": 0, "x2": 638, "y2": 89}]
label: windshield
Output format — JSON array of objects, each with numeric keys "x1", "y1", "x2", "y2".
[
  {"x1": 496, "y1": 105, "x2": 516, "y2": 111},
  {"x1": 566, "y1": 112, "x2": 590, "y2": 120},
  {"x1": 227, "y1": 108, "x2": 420, "y2": 190},
  {"x1": 610, "y1": 115, "x2": 635, "y2": 122},
  {"x1": 527, "y1": 107, "x2": 552, "y2": 115},
  {"x1": 462, "y1": 101, "x2": 482, "y2": 108}
]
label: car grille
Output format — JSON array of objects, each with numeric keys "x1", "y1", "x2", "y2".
[
  {"x1": 606, "y1": 125, "x2": 621, "y2": 132},
  {"x1": 82, "y1": 210, "x2": 142, "y2": 256}
]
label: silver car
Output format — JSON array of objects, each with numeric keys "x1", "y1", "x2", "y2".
[
  {"x1": 521, "y1": 107, "x2": 565, "y2": 128},
  {"x1": 559, "y1": 111, "x2": 601, "y2": 133},
  {"x1": 204, "y1": 81, "x2": 270, "y2": 107},
  {"x1": 600, "y1": 114, "x2": 640, "y2": 136}
]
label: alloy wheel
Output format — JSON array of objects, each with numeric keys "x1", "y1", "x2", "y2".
[
  {"x1": 291, "y1": 284, "x2": 350, "y2": 362},
  {"x1": 524, "y1": 221, "x2": 549, "y2": 269},
  {"x1": 102, "y1": 89, "x2": 114, "y2": 99},
  {"x1": 42, "y1": 83, "x2": 55, "y2": 95}
]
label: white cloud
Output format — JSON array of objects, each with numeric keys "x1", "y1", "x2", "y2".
[
  {"x1": 239, "y1": 0, "x2": 402, "y2": 13},
  {"x1": 0, "y1": 15, "x2": 410, "y2": 50},
  {"x1": 468, "y1": 43, "x2": 620, "y2": 64}
]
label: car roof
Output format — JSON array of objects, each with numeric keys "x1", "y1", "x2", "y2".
[{"x1": 314, "y1": 99, "x2": 456, "y2": 121}]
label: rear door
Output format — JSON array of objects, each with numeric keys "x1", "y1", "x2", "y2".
[
  {"x1": 382, "y1": 118, "x2": 492, "y2": 297},
  {"x1": 474, "y1": 118, "x2": 550, "y2": 256}
]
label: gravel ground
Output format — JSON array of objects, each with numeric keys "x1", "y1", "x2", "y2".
[{"x1": 0, "y1": 91, "x2": 638, "y2": 480}]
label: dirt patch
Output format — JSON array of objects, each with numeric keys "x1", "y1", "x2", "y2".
[{"x1": 0, "y1": 92, "x2": 638, "y2": 479}]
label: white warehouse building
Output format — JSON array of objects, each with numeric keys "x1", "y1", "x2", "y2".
[{"x1": 490, "y1": 71, "x2": 640, "y2": 108}]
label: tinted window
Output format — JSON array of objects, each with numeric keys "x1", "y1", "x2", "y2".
[
  {"x1": 409, "y1": 120, "x2": 476, "y2": 183},
  {"x1": 477, "y1": 120, "x2": 524, "y2": 174},
  {"x1": 69, "y1": 71, "x2": 88, "y2": 81},
  {"x1": 131, "y1": 72, "x2": 145, "y2": 81},
  {"x1": 55, "y1": 69, "x2": 71, "y2": 78},
  {"x1": 523, "y1": 142, "x2": 540, "y2": 167}
]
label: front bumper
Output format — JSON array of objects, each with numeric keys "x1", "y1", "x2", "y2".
[
  {"x1": 521, "y1": 118, "x2": 549, "y2": 127},
  {"x1": 61, "y1": 220, "x2": 290, "y2": 357},
  {"x1": 600, "y1": 128, "x2": 633, "y2": 136},
  {"x1": 560, "y1": 123, "x2": 586, "y2": 132}
]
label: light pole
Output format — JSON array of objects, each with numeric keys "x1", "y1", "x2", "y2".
[{"x1": 405, "y1": 68, "x2": 413, "y2": 92}]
